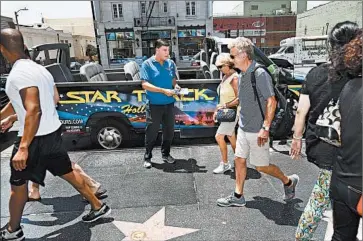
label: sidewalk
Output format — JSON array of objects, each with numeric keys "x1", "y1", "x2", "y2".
[{"x1": 0, "y1": 142, "x2": 360, "y2": 241}]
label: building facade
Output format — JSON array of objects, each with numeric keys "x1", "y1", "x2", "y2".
[
  {"x1": 93, "y1": 1, "x2": 213, "y2": 68},
  {"x1": 43, "y1": 17, "x2": 95, "y2": 37},
  {"x1": 73, "y1": 35, "x2": 97, "y2": 60},
  {"x1": 213, "y1": 15, "x2": 296, "y2": 54},
  {"x1": 243, "y1": 1, "x2": 292, "y2": 16},
  {"x1": 20, "y1": 25, "x2": 75, "y2": 60},
  {"x1": 296, "y1": 1, "x2": 362, "y2": 36}
]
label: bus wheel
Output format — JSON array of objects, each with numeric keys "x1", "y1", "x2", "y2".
[{"x1": 91, "y1": 119, "x2": 128, "y2": 150}]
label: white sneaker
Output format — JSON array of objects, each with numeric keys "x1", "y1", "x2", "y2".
[
  {"x1": 0, "y1": 224, "x2": 25, "y2": 241},
  {"x1": 213, "y1": 162, "x2": 232, "y2": 174}
]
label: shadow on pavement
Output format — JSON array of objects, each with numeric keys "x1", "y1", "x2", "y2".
[
  {"x1": 25, "y1": 217, "x2": 114, "y2": 241},
  {"x1": 227, "y1": 167, "x2": 262, "y2": 180},
  {"x1": 22, "y1": 194, "x2": 114, "y2": 241},
  {"x1": 246, "y1": 196, "x2": 303, "y2": 226},
  {"x1": 152, "y1": 158, "x2": 208, "y2": 173}
]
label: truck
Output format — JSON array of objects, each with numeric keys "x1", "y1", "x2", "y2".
[
  {"x1": 0, "y1": 40, "x2": 306, "y2": 150},
  {"x1": 269, "y1": 35, "x2": 329, "y2": 68}
]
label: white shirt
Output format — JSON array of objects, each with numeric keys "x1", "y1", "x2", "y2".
[{"x1": 5, "y1": 59, "x2": 61, "y2": 136}]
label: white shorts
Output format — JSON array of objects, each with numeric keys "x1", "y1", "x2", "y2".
[
  {"x1": 235, "y1": 128, "x2": 270, "y2": 167},
  {"x1": 216, "y1": 115, "x2": 238, "y2": 136}
]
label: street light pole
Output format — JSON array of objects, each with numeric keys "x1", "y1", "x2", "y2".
[{"x1": 14, "y1": 7, "x2": 28, "y2": 30}]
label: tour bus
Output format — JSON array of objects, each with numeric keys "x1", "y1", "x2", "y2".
[
  {"x1": 269, "y1": 35, "x2": 329, "y2": 68},
  {"x1": 0, "y1": 40, "x2": 305, "y2": 150}
]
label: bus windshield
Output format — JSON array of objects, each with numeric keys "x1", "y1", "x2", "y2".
[{"x1": 276, "y1": 47, "x2": 287, "y2": 54}]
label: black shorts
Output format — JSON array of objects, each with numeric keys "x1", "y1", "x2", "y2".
[{"x1": 10, "y1": 127, "x2": 73, "y2": 186}]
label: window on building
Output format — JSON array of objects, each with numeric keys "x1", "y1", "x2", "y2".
[
  {"x1": 141, "y1": 2, "x2": 146, "y2": 14},
  {"x1": 112, "y1": 3, "x2": 123, "y2": 19},
  {"x1": 261, "y1": 38, "x2": 265, "y2": 44},
  {"x1": 281, "y1": 4, "x2": 287, "y2": 8},
  {"x1": 163, "y1": 2, "x2": 168, "y2": 13},
  {"x1": 186, "y1": 1, "x2": 196, "y2": 16},
  {"x1": 251, "y1": 5, "x2": 258, "y2": 10},
  {"x1": 252, "y1": 38, "x2": 256, "y2": 44}
]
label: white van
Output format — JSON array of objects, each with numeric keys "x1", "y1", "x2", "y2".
[{"x1": 269, "y1": 36, "x2": 329, "y2": 67}]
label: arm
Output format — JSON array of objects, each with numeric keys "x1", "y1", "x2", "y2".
[
  {"x1": 0, "y1": 102, "x2": 16, "y2": 120},
  {"x1": 255, "y1": 69, "x2": 276, "y2": 146},
  {"x1": 53, "y1": 85, "x2": 60, "y2": 104},
  {"x1": 224, "y1": 76, "x2": 239, "y2": 108},
  {"x1": 11, "y1": 87, "x2": 42, "y2": 171},
  {"x1": 141, "y1": 80, "x2": 169, "y2": 94},
  {"x1": 19, "y1": 87, "x2": 42, "y2": 149},
  {"x1": 263, "y1": 96, "x2": 277, "y2": 129},
  {"x1": 290, "y1": 94, "x2": 310, "y2": 159},
  {"x1": 1, "y1": 113, "x2": 18, "y2": 133}
]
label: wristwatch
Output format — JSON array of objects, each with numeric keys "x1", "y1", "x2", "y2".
[{"x1": 262, "y1": 125, "x2": 270, "y2": 131}]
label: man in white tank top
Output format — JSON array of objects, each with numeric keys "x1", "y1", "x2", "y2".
[{"x1": 0, "y1": 29, "x2": 111, "y2": 241}]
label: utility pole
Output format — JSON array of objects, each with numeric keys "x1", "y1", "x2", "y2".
[
  {"x1": 91, "y1": 1, "x2": 102, "y2": 65},
  {"x1": 14, "y1": 7, "x2": 28, "y2": 30}
]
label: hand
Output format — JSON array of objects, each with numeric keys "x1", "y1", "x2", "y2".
[
  {"x1": 1, "y1": 116, "x2": 14, "y2": 133},
  {"x1": 174, "y1": 84, "x2": 181, "y2": 91},
  {"x1": 257, "y1": 128, "x2": 269, "y2": 147},
  {"x1": 163, "y1": 89, "x2": 175, "y2": 97},
  {"x1": 217, "y1": 104, "x2": 225, "y2": 110},
  {"x1": 290, "y1": 138, "x2": 302, "y2": 160},
  {"x1": 12, "y1": 147, "x2": 29, "y2": 171}
]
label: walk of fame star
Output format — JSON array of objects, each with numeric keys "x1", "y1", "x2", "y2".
[{"x1": 113, "y1": 207, "x2": 199, "y2": 241}]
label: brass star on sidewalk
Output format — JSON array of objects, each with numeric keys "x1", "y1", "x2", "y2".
[{"x1": 113, "y1": 207, "x2": 199, "y2": 241}]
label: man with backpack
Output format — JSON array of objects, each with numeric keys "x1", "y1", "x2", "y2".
[{"x1": 217, "y1": 37, "x2": 299, "y2": 207}]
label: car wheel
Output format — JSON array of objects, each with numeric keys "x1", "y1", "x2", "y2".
[{"x1": 91, "y1": 119, "x2": 129, "y2": 150}]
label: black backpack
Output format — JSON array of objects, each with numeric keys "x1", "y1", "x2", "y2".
[{"x1": 250, "y1": 65, "x2": 295, "y2": 139}]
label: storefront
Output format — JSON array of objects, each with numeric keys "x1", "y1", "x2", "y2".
[
  {"x1": 177, "y1": 27, "x2": 206, "y2": 61},
  {"x1": 140, "y1": 30, "x2": 172, "y2": 58},
  {"x1": 105, "y1": 28, "x2": 135, "y2": 62}
]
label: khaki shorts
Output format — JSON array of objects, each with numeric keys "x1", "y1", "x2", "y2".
[{"x1": 235, "y1": 128, "x2": 270, "y2": 167}]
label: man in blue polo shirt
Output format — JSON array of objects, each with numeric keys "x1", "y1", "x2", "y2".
[{"x1": 140, "y1": 39, "x2": 180, "y2": 168}]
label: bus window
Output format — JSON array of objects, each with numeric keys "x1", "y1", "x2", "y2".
[
  {"x1": 285, "y1": 46, "x2": 294, "y2": 54},
  {"x1": 302, "y1": 39, "x2": 327, "y2": 51}
]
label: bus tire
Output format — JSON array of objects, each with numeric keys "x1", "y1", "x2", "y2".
[{"x1": 90, "y1": 119, "x2": 129, "y2": 150}]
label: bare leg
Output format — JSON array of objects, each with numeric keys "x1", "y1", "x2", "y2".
[
  {"x1": 227, "y1": 133, "x2": 237, "y2": 153},
  {"x1": 215, "y1": 134, "x2": 228, "y2": 163},
  {"x1": 234, "y1": 157, "x2": 247, "y2": 195},
  {"x1": 8, "y1": 183, "x2": 28, "y2": 232},
  {"x1": 28, "y1": 163, "x2": 101, "y2": 200},
  {"x1": 28, "y1": 182, "x2": 41, "y2": 199},
  {"x1": 256, "y1": 164, "x2": 290, "y2": 184},
  {"x1": 72, "y1": 163, "x2": 101, "y2": 193},
  {"x1": 60, "y1": 170, "x2": 102, "y2": 210}
]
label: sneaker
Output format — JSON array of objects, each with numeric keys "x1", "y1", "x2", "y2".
[
  {"x1": 217, "y1": 193, "x2": 246, "y2": 207},
  {"x1": 0, "y1": 224, "x2": 25, "y2": 241},
  {"x1": 283, "y1": 174, "x2": 299, "y2": 201},
  {"x1": 213, "y1": 162, "x2": 232, "y2": 174},
  {"x1": 143, "y1": 160, "x2": 152, "y2": 168},
  {"x1": 82, "y1": 203, "x2": 111, "y2": 223},
  {"x1": 162, "y1": 155, "x2": 175, "y2": 164}
]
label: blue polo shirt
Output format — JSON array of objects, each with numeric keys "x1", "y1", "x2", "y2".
[{"x1": 140, "y1": 56, "x2": 177, "y2": 105}]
